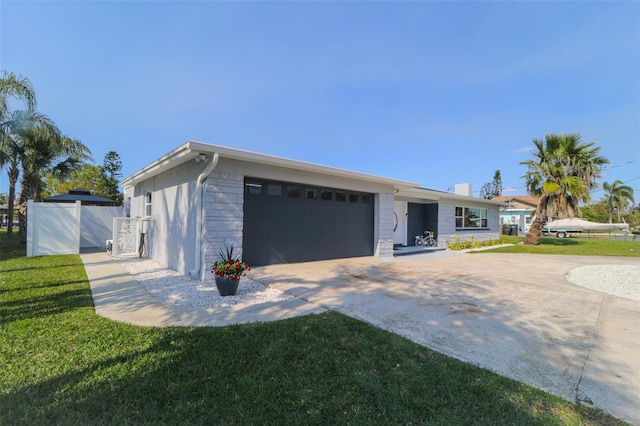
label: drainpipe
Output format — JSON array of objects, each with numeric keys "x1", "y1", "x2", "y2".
[{"x1": 189, "y1": 152, "x2": 219, "y2": 279}]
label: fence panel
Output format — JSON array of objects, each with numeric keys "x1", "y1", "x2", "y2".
[
  {"x1": 27, "y1": 200, "x2": 81, "y2": 256},
  {"x1": 80, "y1": 206, "x2": 123, "y2": 248}
]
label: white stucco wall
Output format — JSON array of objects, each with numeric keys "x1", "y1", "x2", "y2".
[{"x1": 131, "y1": 160, "x2": 202, "y2": 276}]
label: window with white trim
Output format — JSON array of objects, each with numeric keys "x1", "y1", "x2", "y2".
[
  {"x1": 455, "y1": 206, "x2": 488, "y2": 229},
  {"x1": 144, "y1": 192, "x2": 152, "y2": 217}
]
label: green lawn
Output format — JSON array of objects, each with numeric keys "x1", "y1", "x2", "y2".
[
  {"x1": 481, "y1": 235, "x2": 640, "y2": 257},
  {"x1": 0, "y1": 231, "x2": 627, "y2": 425}
]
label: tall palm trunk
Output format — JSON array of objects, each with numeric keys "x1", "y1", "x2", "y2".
[
  {"x1": 524, "y1": 196, "x2": 549, "y2": 245},
  {"x1": 524, "y1": 216, "x2": 546, "y2": 245},
  {"x1": 6, "y1": 163, "x2": 19, "y2": 236},
  {"x1": 18, "y1": 170, "x2": 39, "y2": 243}
]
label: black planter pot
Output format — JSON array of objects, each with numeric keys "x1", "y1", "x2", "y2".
[{"x1": 214, "y1": 276, "x2": 240, "y2": 296}]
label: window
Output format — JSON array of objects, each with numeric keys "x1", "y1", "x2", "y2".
[
  {"x1": 267, "y1": 183, "x2": 282, "y2": 196},
  {"x1": 245, "y1": 182, "x2": 263, "y2": 195},
  {"x1": 125, "y1": 197, "x2": 131, "y2": 217},
  {"x1": 287, "y1": 185, "x2": 301, "y2": 198},
  {"x1": 305, "y1": 188, "x2": 317, "y2": 199},
  {"x1": 455, "y1": 206, "x2": 488, "y2": 229},
  {"x1": 244, "y1": 178, "x2": 373, "y2": 205},
  {"x1": 144, "y1": 192, "x2": 152, "y2": 217}
]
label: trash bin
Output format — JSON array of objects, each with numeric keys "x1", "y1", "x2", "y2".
[
  {"x1": 510, "y1": 224, "x2": 519, "y2": 235},
  {"x1": 502, "y1": 224, "x2": 511, "y2": 235}
]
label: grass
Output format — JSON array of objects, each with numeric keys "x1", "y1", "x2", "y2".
[
  {"x1": 479, "y1": 234, "x2": 640, "y2": 257},
  {"x1": 0, "y1": 231, "x2": 628, "y2": 425}
]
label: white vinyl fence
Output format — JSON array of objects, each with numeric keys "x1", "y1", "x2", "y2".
[{"x1": 27, "y1": 200, "x2": 123, "y2": 256}]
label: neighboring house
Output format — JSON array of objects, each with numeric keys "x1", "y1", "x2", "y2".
[
  {"x1": 0, "y1": 205, "x2": 9, "y2": 227},
  {"x1": 44, "y1": 189, "x2": 116, "y2": 206},
  {"x1": 121, "y1": 141, "x2": 504, "y2": 280},
  {"x1": 0, "y1": 201, "x2": 18, "y2": 227},
  {"x1": 492, "y1": 195, "x2": 538, "y2": 235}
]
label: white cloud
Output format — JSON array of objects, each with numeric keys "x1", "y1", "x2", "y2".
[{"x1": 515, "y1": 146, "x2": 533, "y2": 154}]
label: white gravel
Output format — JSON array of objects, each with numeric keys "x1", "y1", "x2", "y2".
[
  {"x1": 566, "y1": 264, "x2": 640, "y2": 302},
  {"x1": 117, "y1": 256, "x2": 293, "y2": 308}
]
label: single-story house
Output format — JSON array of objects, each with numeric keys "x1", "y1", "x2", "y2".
[
  {"x1": 121, "y1": 141, "x2": 505, "y2": 280},
  {"x1": 0, "y1": 204, "x2": 11, "y2": 227},
  {"x1": 493, "y1": 195, "x2": 538, "y2": 235},
  {"x1": 44, "y1": 189, "x2": 116, "y2": 206}
]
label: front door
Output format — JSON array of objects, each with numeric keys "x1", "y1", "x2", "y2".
[{"x1": 393, "y1": 201, "x2": 408, "y2": 245}]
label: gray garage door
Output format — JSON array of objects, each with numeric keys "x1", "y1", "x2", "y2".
[{"x1": 243, "y1": 178, "x2": 374, "y2": 266}]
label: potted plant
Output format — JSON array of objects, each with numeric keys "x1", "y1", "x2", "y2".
[{"x1": 211, "y1": 245, "x2": 250, "y2": 296}]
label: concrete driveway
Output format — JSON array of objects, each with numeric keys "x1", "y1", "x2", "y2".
[{"x1": 250, "y1": 252, "x2": 640, "y2": 424}]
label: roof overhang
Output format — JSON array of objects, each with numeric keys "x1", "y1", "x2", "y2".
[
  {"x1": 121, "y1": 140, "x2": 420, "y2": 190},
  {"x1": 396, "y1": 187, "x2": 510, "y2": 206},
  {"x1": 493, "y1": 197, "x2": 538, "y2": 208}
]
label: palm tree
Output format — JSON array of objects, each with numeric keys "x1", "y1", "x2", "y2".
[
  {"x1": 0, "y1": 71, "x2": 37, "y2": 235},
  {"x1": 17, "y1": 124, "x2": 92, "y2": 241},
  {"x1": 520, "y1": 133, "x2": 609, "y2": 244},
  {"x1": 1, "y1": 110, "x2": 59, "y2": 235},
  {"x1": 0, "y1": 71, "x2": 36, "y2": 113},
  {"x1": 602, "y1": 180, "x2": 634, "y2": 223}
]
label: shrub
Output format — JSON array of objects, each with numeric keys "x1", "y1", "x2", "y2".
[{"x1": 446, "y1": 236, "x2": 510, "y2": 251}]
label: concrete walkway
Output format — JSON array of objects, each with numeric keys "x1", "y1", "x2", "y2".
[
  {"x1": 80, "y1": 251, "x2": 326, "y2": 327},
  {"x1": 80, "y1": 249, "x2": 639, "y2": 424}
]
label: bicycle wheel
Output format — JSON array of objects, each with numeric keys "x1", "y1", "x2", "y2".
[
  {"x1": 414, "y1": 237, "x2": 424, "y2": 247},
  {"x1": 426, "y1": 238, "x2": 436, "y2": 248}
]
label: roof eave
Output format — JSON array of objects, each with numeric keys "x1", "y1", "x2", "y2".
[
  {"x1": 397, "y1": 187, "x2": 509, "y2": 205},
  {"x1": 121, "y1": 142, "x2": 197, "y2": 188},
  {"x1": 122, "y1": 140, "x2": 420, "y2": 190}
]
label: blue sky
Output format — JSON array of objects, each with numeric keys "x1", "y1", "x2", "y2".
[{"x1": 1, "y1": 1, "x2": 639, "y2": 201}]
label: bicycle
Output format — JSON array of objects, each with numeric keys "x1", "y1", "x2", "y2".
[{"x1": 415, "y1": 231, "x2": 437, "y2": 248}]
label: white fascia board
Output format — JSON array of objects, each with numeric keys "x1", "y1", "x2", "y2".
[
  {"x1": 121, "y1": 143, "x2": 196, "y2": 188},
  {"x1": 122, "y1": 140, "x2": 420, "y2": 190},
  {"x1": 188, "y1": 141, "x2": 420, "y2": 189},
  {"x1": 397, "y1": 187, "x2": 510, "y2": 206}
]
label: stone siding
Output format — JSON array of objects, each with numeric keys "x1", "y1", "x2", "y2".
[
  {"x1": 201, "y1": 171, "x2": 245, "y2": 280},
  {"x1": 375, "y1": 192, "x2": 395, "y2": 257}
]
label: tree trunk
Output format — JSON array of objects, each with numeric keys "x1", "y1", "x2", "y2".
[
  {"x1": 524, "y1": 216, "x2": 546, "y2": 245},
  {"x1": 18, "y1": 200, "x2": 28, "y2": 243},
  {"x1": 6, "y1": 164, "x2": 19, "y2": 236},
  {"x1": 18, "y1": 172, "x2": 39, "y2": 243}
]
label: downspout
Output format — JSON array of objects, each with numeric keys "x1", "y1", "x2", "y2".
[{"x1": 189, "y1": 152, "x2": 219, "y2": 279}]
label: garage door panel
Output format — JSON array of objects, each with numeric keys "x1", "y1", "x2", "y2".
[{"x1": 243, "y1": 178, "x2": 374, "y2": 266}]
